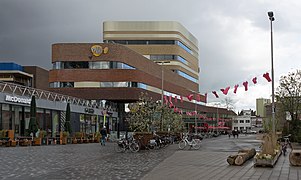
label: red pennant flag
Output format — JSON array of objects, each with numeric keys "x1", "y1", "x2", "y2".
[
  {"x1": 212, "y1": 91, "x2": 219, "y2": 98},
  {"x1": 243, "y1": 81, "x2": 248, "y2": 91},
  {"x1": 164, "y1": 95, "x2": 168, "y2": 105},
  {"x1": 180, "y1": 96, "x2": 183, "y2": 103},
  {"x1": 234, "y1": 84, "x2": 239, "y2": 94},
  {"x1": 252, "y1": 77, "x2": 257, "y2": 84},
  {"x1": 169, "y1": 95, "x2": 172, "y2": 103},
  {"x1": 220, "y1": 86, "x2": 230, "y2": 95},
  {"x1": 263, "y1": 72, "x2": 272, "y2": 82},
  {"x1": 187, "y1": 94, "x2": 193, "y2": 101}
]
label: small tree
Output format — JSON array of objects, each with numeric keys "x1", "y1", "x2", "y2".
[
  {"x1": 64, "y1": 103, "x2": 72, "y2": 135},
  {"x1": 28, "y1": 95, "x2": 38, "y2": 137},
  {"x1": 128, "y1": 92, "x2": 183, "y2": 132}
]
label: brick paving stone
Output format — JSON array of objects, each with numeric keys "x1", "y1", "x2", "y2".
[{"x1": 1, "y1": 134, "x2": 299, "y2": 180}]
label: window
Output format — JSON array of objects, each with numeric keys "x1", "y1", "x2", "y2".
[
  {"x1": 63, "y1": 62, "x2": 89, "y2": 69},
  {"x1": 148, "y1": 40, "x2": 175, "y2": 44},
  {"x1": 150, "y1": 55, "x2": 176, "y2": 60},
  {"x1": 109, "y1": 40, "x2": 175, "y2": 45},
  {"x1": 240, "y1": 120, "x2": 244, "y2": 123},
  {"x1": 89, "y1": 61, "x2": 134, "y2": 69},
  {"x1": 177, "y1": 56, "x2": 188, "y2": 64},
  {"x1": 176, "y1": 70, "x2": 198, "y2": 83},
  {"x1": 176, "y1": 41, "x2": 192, "y2": 54},
  {"x1": 246, "y1": 120, "x2": 250, "y2": 123},
  {"x1": 53, "y1": 62, "x2": 62, "y2": 70},
  {"x1": 233, "y1": 120, "x2": 238, "y2": 123}
]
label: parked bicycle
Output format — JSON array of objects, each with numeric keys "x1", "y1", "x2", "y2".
[
  {"x1": 278, "y1": 134, "x2": 292, "y2": 156},
  {"x1": 178, "y1": 134, "x2": 201, "y2": 150},
  {"x1": 114, "y1": 138, "x2": 140, "y2": 153}
]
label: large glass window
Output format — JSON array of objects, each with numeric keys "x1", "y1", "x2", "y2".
[
  {"x1": 2, "y1": 104, "x2": 11, "y2": 130},
  {"x1": 176, "y1": 70, "x2": 198, "y2": 83},
  {"x1": 63, "y1": 62, "x2": 89, "y2": 69},
  {"x1": 177, "y1": 56, "x2": 188, "y2": 65},
  {"x1": 150, "y1": 55, "x2": 176, "y2": 60},
  {"x1": 109, "y1": 40, "x2": 175, "y2": 45},
  {"x1": 176, "y1": 41, "x2": 192, "y2": 54},
  {"x1": 53, "y1": 62, "x2": 62, "y2": 70},
  {"x1": 149, "y1": 40, "x2": 175, "y2": 44},
  {"x1": 90, "y1": 62, "x2": 110, "y2": 69}
]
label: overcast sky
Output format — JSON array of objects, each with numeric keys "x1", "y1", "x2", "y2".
[{"x1": 0, "y1": 0, "x2": 300, "y2": 112}]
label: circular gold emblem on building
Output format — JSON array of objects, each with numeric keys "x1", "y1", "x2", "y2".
[{"x1": 91, "y1": 45, "x2": 103, "y2": 57}]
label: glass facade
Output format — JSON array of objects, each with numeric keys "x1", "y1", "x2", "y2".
[
  {"x1": 0, "y1": 102, "x2": 102, "y2": 137},
  {"x1": 52, "y1": 61, "x2": 135, "y2": 70}
]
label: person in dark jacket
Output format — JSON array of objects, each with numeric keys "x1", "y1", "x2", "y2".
[{"x1": 100, "y1": 126, "x2": 107, "y2": 146}]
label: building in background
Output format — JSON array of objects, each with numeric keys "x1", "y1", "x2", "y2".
[
  {"x1": 0, "y1": 62, "x2": 33, "y2": 87},
  {"x1": 23, "y1": 66, "x2": 49, "y2": 90},
  {"x1": 256, "y1": 98, "x2": 271, "y2": 117}
]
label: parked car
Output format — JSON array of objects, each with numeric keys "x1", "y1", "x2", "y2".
[{"x1": 250, "y1": 130, "x2": 257, "y2": 134}]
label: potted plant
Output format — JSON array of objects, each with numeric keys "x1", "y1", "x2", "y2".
[
  {"x1": 40, "y1": 130, "x2": 47, "y2": 145},
  {"x1": 61, "y1": 131, "x2": 69, "y2": 145},
  {"x1": 94, "y1": 132, "x2": 101, "y2": 143},
  {"x1": 75, "y1": 132, "x2": 83, "y2": 143}
]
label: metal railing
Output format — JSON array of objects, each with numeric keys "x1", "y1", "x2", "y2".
[{"x1": 0, "y1": 81, "x2": 98, "y2": 108}]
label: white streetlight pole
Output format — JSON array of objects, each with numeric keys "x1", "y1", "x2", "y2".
[
  {"x1": 268, "y1": 11, "x2": 275, "y2": 134},
  {"x1": 161, "y1": 61, "x2": 164, "y2": 131},
  {"x1": 194, "y1": 98, "x2": 197, "y2": 135}
]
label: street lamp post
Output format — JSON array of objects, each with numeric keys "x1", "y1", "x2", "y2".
[
  {"x1": 194, "y1": 98, "x2": 197, "y2": 134},
  {"x1": 161, "y1": 62, "x2": 164, "y2": 131},
  {"x1": 268, "y1": 11, "x2": 275, "y2": 134}
]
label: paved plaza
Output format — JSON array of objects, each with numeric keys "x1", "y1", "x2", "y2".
[{"x1": 0, "y1": 134, "x2": 300, "y2": 180}]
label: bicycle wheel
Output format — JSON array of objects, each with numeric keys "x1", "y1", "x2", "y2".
[
  {"x1": 129, "y1": 142, "x2": 140, "y2": 153},
  {"x1": 115, "y1": 143, "x2": 125, "y2": 153},
  {"x1": 178, "y1": 140, "x2": 186, "y2": 150},
  {"x1": 192, "y1": 140, "x2": 201, "y2": 150}
]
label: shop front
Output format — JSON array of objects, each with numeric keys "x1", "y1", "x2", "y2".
[{"x1": 0, "y1": 93, "x2": 114, "y2": 138}]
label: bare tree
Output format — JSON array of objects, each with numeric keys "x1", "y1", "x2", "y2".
[
  {"x1": 276, "y1": 70, "x2": 301, "y2": 142},
  {"x1": 222, "y1": 97, "x2": 235, "y2": 111}
]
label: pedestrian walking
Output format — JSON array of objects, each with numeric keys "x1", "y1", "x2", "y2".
[{"x1": 100, "y1": 126, "x2": 107, "y2": 146}]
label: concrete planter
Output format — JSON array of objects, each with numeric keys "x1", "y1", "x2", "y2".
[{"x1": 254, "y1": 150, "x2": 281, "y2": 167}]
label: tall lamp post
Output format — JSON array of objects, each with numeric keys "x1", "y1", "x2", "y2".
[
  {"x1": 161, "y1": 61, "x2": 164, "y2": 131},
  {"x1": 268, "y1": 11, "x2": 275, "y2": 134}
]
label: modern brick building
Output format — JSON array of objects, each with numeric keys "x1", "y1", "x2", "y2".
[{"x1": 49, "y1": 21, "x2": 236, "y2": 132}]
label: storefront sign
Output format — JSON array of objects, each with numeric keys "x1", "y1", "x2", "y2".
[
  {"x1": 91, "y1": 45, "x2": 109, "y2": 57},
  {"x1": 5, "y1": 95, "x2": 31, "y2": 104}
]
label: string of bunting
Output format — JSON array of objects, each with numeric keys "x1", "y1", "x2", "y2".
[{"x1": 162, "y1": 71, "x2": 272, "y2": 118}]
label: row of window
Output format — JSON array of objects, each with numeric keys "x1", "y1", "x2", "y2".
[
  {"x1": 107, "y1": 40, "x2": 193, "y2": 55},
  {"x1": 53, "y1": 60, "x2": 196, "y2": 83},
  {"x1": 50, "y1": 81, "x2": 147, "y2": 89},
  {"x1": 233, "y1": 120, "x2": 251, "y2": 123},
  {"x1": 149, "y1": 55, "x2": 188, "y2": 65},
  {"x1": 52, "y1": 61, "x2": 135, "y2": 70}
]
